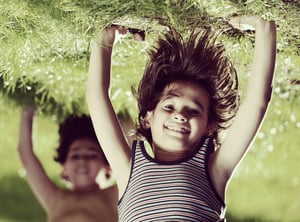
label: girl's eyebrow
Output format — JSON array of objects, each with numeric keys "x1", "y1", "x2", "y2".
[
  {"x1": 69, "y1": 146, "x2": 98, "y2": 152},
  {"x1": 162, "y1": 91, "x2": 206, "y2": 112},
  {"x1": 161, "y1": 92, "x2": 176, "y2": 100}
]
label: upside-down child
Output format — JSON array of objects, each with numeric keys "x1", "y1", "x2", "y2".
[
  {"x1": 18, "y1": 106, "x2": 118, "y2": 222},
  {"x1": 86, "y1": 15, "x2": 276, "y2": 221}
]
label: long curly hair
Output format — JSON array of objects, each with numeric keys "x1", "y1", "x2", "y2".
[
  {"x1": 54, "y1": 114, "x2": 108, "y2": 165},
  {"x1": 135, "y1": 28, "x2": 240, "y2": 145}
]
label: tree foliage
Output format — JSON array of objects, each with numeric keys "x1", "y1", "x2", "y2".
[{"x1": 0, "y1": 0, "x2": 299, "y2": 121}]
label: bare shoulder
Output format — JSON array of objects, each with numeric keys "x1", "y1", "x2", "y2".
[{"x1": 48, "y1": 188, "x2": 118, "y2": 222}]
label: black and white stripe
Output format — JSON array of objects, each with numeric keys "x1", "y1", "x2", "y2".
[{"x1": 118, "y1": 137, "x2": 226, "y2": 222}]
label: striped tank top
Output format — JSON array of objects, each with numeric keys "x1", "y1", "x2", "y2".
[{"x1": 118, "y1": 137, "x2": 226, "y2": 222}]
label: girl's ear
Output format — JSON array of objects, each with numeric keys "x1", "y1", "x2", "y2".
[
  {"x1": 104, "y1": 166, "x2": 112, "y2": 179},
  {"x1": 96, "y1": 165, "x2": 115, "y2": 189},
  {"x1": 143, "y1": 111, "x2": 152, "y2": 128},
  {"x1": 61, "y1": 166, "x2": 73, "y2": 189},
  {"x1": 207, "y1": 123, "x2": 217, "y2": 136},
  {"x1": 61, "y1": 167, "x2": 69, "y2": 181}
]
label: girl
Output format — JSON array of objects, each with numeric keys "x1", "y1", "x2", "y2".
[{"x1": 86, "y1": 15, "x2": 276, "y2": 221}]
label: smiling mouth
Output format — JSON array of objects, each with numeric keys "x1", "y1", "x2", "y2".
[
  {"x1": 76, "y1": 168, "x2": 88, "y2": 174},
  {"x1": 165, "y1": 124, "x2": 190, "y2": 134}
]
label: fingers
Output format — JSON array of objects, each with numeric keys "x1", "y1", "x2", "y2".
[
  {"x1": 228, "y1": 15, "x2": 261, "y2": 31},
  {"x1": 111, "y1": 24, "x2": 145, "y2": 41},
  {"x1": 229, "y1": 15, "x2": 276, "y2": 33},
  {"x1": 110, "y1": 24, "x2": 128, "y2": 44},
  {"x1": 93, "y1": 23, "x2": 146, "y2": 45},
  {"x1": 128, "y1": 28, "x2": 146, "y2": 41},
  {"x1": 110, "y1": 24, "x2": 128, "y2": 35},
  {"x1": 92, "y1": 25, "x2": 121, "y2": 46}
]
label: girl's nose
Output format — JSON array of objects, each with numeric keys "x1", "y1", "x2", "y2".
[
  {"x1": 76, "y1": 156, "x2": 88, "y2": 164},
  {"x1": 173, "y1": 113, "x2": 187, "y2": 123}
]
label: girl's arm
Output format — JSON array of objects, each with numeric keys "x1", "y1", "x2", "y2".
[
  {"x1": 209, "y1": 16, "x2": 276, "y2": 198},
  {"x1": 18, "y1": 106, "x2": 57, "y2": 212},
  {"x1": 86, "y1": 26, "x2": 131, "y2": 195}
]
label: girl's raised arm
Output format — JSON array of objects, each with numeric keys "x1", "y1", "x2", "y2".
[
  {"x1": 210, "y1": 16, "x2": 276, "y2": 198},
  {"x1": 18, "y1": 106, "x2": 57, "y2": 212},
  {"x1": 86, "y1": 26, "x2": 131, "y2": 195}
]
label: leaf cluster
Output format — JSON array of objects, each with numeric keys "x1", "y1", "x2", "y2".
[{"x1": 0, "y1": 0, "x2": 299, "y2": 120}]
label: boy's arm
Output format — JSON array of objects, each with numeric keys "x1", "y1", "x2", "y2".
[
  {"x1": 18, "y1": 106, "x2": 57, "y2": 212},
  {"x1": 86, "y1": 26, "x2": 131, "y2": 195},
  {"x1": 210, "y1": 16, "x2": 276, "y2": 196}
]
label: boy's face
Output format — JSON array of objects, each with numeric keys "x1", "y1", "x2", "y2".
[
  {"x1": 63, "y1": 138, "x2": 108, "y2": 190},
  {"x1": 145, "y1": 80, "x2": 211, "y2": 159}
]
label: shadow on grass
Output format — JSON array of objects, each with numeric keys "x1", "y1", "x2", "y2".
[
  {"x1": 0, "y1": 175, "x2": 46, "y2": 222},
  {"x1": 226, "y1": 212, "x2": 278, "y2": 222}
]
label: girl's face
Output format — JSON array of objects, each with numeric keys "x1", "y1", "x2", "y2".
[
  {"x1": 63, "y1": 138, "x2": 108, "y2": 191},
  {"x1": 145, "y1": 80, "x2": 211, "y2": 161}
]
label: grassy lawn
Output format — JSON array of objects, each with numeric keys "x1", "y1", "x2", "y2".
[{"x1": 0, "y1": 92, "x2": 299, "y2": 221}]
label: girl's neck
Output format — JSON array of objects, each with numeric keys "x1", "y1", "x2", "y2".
[
  {"x1": 153, "y1": 146, "x2": 190, "y2": 162},
  {"x1": 73, "y1": 183, "x2": 99, "y2": 193}
]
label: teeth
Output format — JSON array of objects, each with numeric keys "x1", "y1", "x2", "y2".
[{"x1": 166, "y1": 125, "x2": 189, "y2": 133}]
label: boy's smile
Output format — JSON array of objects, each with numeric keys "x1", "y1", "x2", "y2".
[
  {"x1": 145, "y1": 80, "x2": 211, "y2": 161},
  {"x1": 63, "y1": 138, "x2": 106, "y2": 190}
]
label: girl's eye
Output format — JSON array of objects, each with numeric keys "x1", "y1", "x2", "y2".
[
  {"x1": 188, "y1": 109, "x2": 200, "y2": 116},
  {"x1": 164, "y1": 104, "x2": 174, "y2": 111},
  {"x1": 70, "y1": 154, "x2": 80, "y2": 160},
  {"x1": 69, "y1": 153, "x2": 99, "y2": 160},
  {"x1": 87, "y1": 154, "x2": 99, "y2": 160}
]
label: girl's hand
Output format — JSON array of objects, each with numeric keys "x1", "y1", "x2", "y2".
[
  {"x1": 228, "y1": 15, "x2": 266, "y2": 31},
  {"x1": 93, "y1": 25, "x2": 127, "y2": 46}
]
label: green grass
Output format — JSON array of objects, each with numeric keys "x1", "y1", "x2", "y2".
[
  {"x1": 1, "y1": 0, "x2": 299, "y2": 119},
  {"x1": 226, "y1": 97, "x2": 300, "y2": 221},
  {"x1": 0, "y1": 97, "x2": 60, "y2": 222},
  {"x1": 0, "y1": 175, "x2": 46, "y2": 222},
  {"x1": 1, "y1": 93, "x2": 300, "y2": 222}
]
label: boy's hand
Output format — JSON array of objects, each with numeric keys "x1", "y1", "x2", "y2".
[{"x1": 22, "y1": 104, "x2": 35, "y2": 116}]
